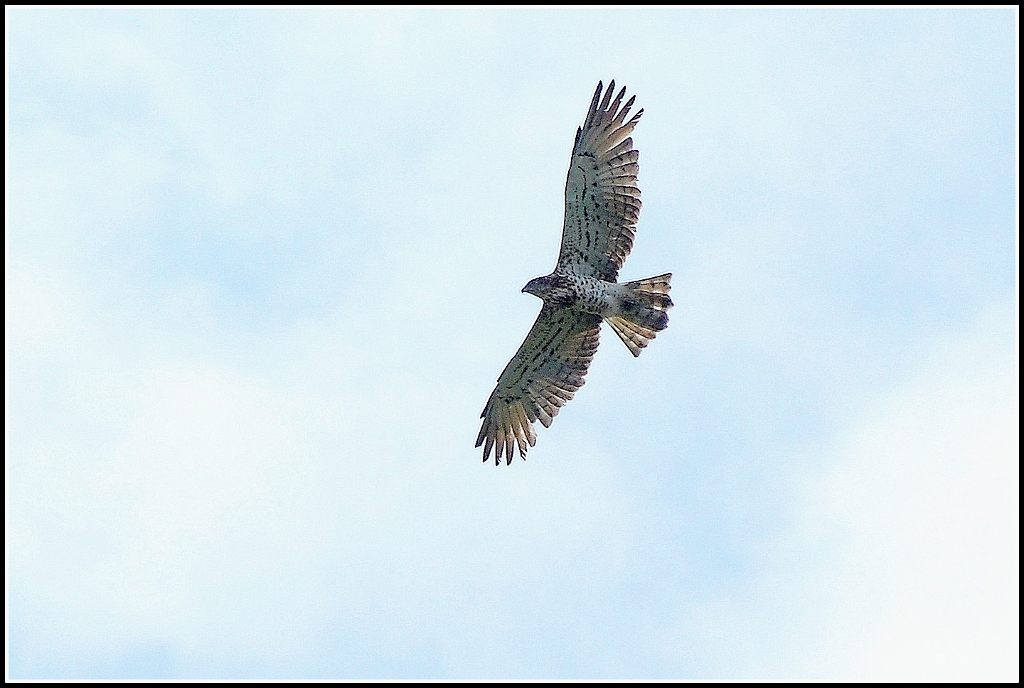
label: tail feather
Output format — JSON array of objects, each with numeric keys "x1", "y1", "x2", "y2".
[
  {"x1": 627, "y1": 272, "x2": 672, "y2": 294},
  {"x1": 607, "y1": 273, "x2": 673, "y2": 357}
]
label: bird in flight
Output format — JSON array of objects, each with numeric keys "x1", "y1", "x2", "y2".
[{"x1": 476, "y1": 80, "x2": 673, "y2": 465}]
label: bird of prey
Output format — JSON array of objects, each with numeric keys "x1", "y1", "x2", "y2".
[{"x1": 476, "y1": 80, "x2": 673, "y2": 465}]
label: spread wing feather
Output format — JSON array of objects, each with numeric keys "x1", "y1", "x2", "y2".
[
  {"x1": 558, "y1": 80, "x2": 644, "y2": 281},
  {"x1": 476, "y1": 305, "x2": 602, "y2": 465}
]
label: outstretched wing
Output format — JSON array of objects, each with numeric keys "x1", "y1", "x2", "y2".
[
  {"x1": 476, "y1": 305, "x2": 602, "y2": 465},
  {"x1": 558, "y1": 80, "x2": 643, "y2": 282}
]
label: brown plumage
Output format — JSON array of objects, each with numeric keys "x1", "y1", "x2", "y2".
[{"x1": 476, "y1": 80, "x2": 673, "y2": 465}]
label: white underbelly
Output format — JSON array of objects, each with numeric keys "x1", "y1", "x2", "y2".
[{"x1": 570, "y1": 275, "x2": 619, "y2": 317}]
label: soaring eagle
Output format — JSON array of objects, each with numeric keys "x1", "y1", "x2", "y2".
[{"x1": 476, "y1": 80, "x2": 673, "y2": 465}]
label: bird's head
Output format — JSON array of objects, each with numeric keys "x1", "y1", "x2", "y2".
[{"x1": 522, "y1": 276, "x2": 549, "y2": 298}]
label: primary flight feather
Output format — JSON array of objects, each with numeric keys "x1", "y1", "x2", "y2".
[{"x1": 476, "y1": 80, "x2": 673, "y2": 465}]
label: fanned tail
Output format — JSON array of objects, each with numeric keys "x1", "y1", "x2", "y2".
[{"x1": 607, "y1": 273, "x2": 673, "y2": 357}]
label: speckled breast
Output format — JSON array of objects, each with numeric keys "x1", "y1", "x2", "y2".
[{"x1": 561, "y1": 272, "x2": 617, "y2": 316}]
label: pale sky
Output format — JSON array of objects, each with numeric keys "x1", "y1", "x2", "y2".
[{"x1": 6, "y1": 8, "x2": 1018, "y2": 679}]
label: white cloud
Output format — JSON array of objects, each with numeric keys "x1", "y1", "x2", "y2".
[
  {"x1": 6, "y1": 254, "x2": 638, "y2": 675},
  {"x1": 654, "y1": 301, "x2": 1018, "y2": 681},
  {"x1": 793, "y1": 301, "x2": 1018, "y2": 680}
]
